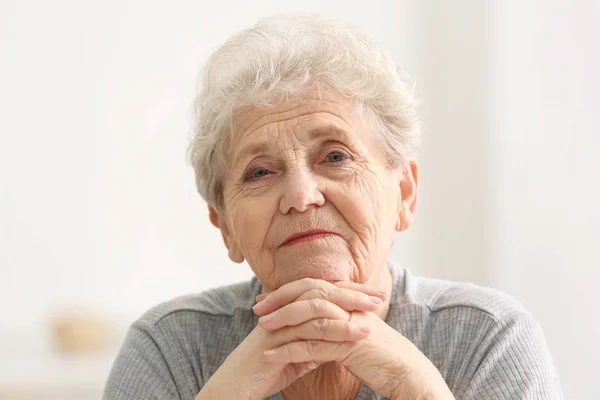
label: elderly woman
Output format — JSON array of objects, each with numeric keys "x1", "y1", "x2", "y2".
[{"x1": 103, "y1": 14, "x2": 562, "y2": 400}]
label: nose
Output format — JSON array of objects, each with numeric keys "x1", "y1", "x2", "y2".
[{"x1": 279, "y1": 167, "x2": 325, "y2": 214}]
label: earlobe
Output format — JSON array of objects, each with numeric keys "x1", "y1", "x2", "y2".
[
  {"x1": 396, "y1": 161, "x2": 419, "y2": 232},
  {"x1": 395, "y1": 201, "x2": 405, "y2": 231},
  {"x1": 208, "y1": 205, "x2": 220, "y2": 228},
  {"x1": 207, "y1": 205, "x2": 245, "y2": 264},
  {"x1": 397, "y1": 200, "x2": 415, "y2": 232},
  {"x1": 228, "y1": 245, "x2": 245, "y2": 264}
]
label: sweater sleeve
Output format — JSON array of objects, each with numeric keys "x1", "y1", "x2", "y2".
[
  {"x1": 459, "y1": 312, "x2": 563, "y2": 400},
  {"x1": 102, "y1": 324, "x2": 182, "y2": 400}
]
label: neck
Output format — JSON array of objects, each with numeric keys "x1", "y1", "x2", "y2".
[{"x1": 281, "y1": 362, "x2": 362, "y2": 400}]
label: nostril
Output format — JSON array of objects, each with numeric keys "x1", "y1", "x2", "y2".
[{"x1": 279, "y1": 170, "x2": 325, "y2": 214}]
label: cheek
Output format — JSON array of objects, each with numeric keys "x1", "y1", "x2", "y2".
[
  {"x1": 227, "y1": 191, "x2": 278, "y2": 252},
  {"x1": 338, "y1": 172, "x2": 383, "y2": 225},
  {"x1": 229, "y1": 193, "x2": 282, "y2": 286},
  {"x1": 327, "y1": 170, "x2": 398, "y2": 239}
]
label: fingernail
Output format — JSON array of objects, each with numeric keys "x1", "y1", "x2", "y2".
[
  {"x1": 264, "y1": 349, "x2": 277, "y2": 357},
  {"x1": 360, "y1": 326, "x2": 370, "y2": 334},
  {"x1": 259, "y1": 315, "x2": 272, "y2": 324},
  {"x1": 253, "y1": 301, "x2": 264, "y2": 312},
  {"x1": 371, "y1": 296, "x2": 382, "y2": 304}
]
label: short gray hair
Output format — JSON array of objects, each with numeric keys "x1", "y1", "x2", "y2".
[{"x1": 188, "y1": 13, "x2": 421, "y2": 207}]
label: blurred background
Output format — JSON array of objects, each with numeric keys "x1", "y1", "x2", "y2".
[{"x1": 1, "y1": 0, "x2": 598, "y2": 399}]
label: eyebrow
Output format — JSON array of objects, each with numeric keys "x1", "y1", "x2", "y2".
[
  {"x1": 308, "y1": 124, "x2": 350, "y2": 141},
  {"x1": 232, "y1": 124, "x2": 350, "y2": 166},
  {"x1": 232, "y1": 141, "x2": 272, "y2": 166}
]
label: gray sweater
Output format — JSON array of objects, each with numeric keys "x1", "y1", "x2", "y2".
[{"x1": 103, "y1": 262, "x2": 562, "y2": 399}]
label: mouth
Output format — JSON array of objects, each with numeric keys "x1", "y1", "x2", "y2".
[{"x1": 280, "y1": 229, "x2": 338, "y2": 247}]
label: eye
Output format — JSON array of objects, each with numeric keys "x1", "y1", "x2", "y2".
[
  {"x1": 326, "y1": 151, "x2": 349, "y2": 163},
  {"x1": 245, "y1": 168, "x2": 271, "y2": 181}
]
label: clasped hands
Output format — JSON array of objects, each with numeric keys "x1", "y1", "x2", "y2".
[{"x1": 198, "y1": 278, "x2": 453, "y2": 400}]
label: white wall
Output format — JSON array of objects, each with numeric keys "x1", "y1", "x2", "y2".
[
  {"x1": 389, "y1": 3, "x2": 600, "y2": 398},
  {"x1": 389, "y1": 2, "x2": 599, "y2": 398},
  {"x1": 387, "y1": 1, "x2": 493, "y2": 286},
  {"x1": 488, "y1": 2, "x2": 600, "y2": 399},
  {"x1": 1, "y1": 0, "x2": 597, "y2": 398}
]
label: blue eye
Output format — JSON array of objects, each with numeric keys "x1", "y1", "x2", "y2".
[
  {"x1": 326, "y1": 152, "x2": 348, "y2": 163},
  {"x1": 248, "y1": 169, "x2": 270, "y2": 180}
]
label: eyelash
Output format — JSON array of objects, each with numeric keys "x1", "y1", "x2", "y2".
[
  {"x1": 325, "y1": 150, "x2": 350, "y2": 163},
  {"x1": 245, "y1": 168, "x2": 271, "y2": 182},
  {"x1": 243, "y1": 150, "x2": 352, "y2": 182}
]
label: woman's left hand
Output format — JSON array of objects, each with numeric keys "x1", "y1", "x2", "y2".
[{"x1": 253, "y1": 280, "x2": 455, "y2": 400}]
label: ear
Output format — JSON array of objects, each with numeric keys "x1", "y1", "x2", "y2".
[
  {"x1": 395, "y1": 161, "x2": 419, "y2": 232},
  {"x1": 208, "y1": 205, "x2": 245, "y2": 263}
]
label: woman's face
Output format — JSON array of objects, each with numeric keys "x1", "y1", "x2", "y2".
[{"x1": 209, "y1": 92, "x2": 418, "y2": 292}]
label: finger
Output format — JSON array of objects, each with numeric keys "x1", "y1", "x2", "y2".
[
  {"x1": 253, "y1": 278, "x2": 335, "y2": 315},
  {"x1": 255, "y1": 287, "x2": 382, "y2": 317},
  {"x1": 295, "y1": 288, "x2": 382, "y2": 313},
  {"x1": 333, "y1": 281, "x2": 387, "y2": 300},
  {"x1": 264, "y1": 340, "x2": 355, "y2": 364},
  {"x1": 253, "y1": 277, "x2": 385, "y2": 315},
  {"x1": 259, "y1": 298, "x2": 349, "y2": 330},
  {"x1": 275, "y1": 319, "x2": 370, "y2": 343},
  {"x1": 255, "y1": 293, "x2": 268, "y2": 303}
]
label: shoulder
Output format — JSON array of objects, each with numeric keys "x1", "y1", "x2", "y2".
[
  {"x1": 134, "y1": 277, "x2": 260, "y2": 329},
  {"x1": 106, "y1": 279, "x2": 261, "y2": 397},
  {"x1": 416, "y1": 276, "x2": 528, "y2": 322},
  {"x1": 389, "y1": 266, "x2": 562, "y2": 394},
  {"x1": 391, "y1": 264, "x2": 533, "y2": 327}
]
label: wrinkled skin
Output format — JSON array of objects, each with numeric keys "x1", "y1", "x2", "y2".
[
  {"x1": 211, "y1": 93, "x2": 417, "y2": 291},
  {"x1": 199, "y1": 92, "x2": 453, "y2": 400}
]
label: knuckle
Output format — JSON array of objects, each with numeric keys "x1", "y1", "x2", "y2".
[
  {"x1": 304, "y1": 341, "x2": 316, "y2": 356},
  {"x1": 315, "y1": 287, "x2": 331, "y2": 299},
  {"x1": 309, "y1": 298, "x2": 326, "y2": 314},
  {"x1": 301, "y1": 277, "x2": 318, "y2": 288},
  {"x1": 314, "y1": 318, "x2": 329, "y2": 336}
]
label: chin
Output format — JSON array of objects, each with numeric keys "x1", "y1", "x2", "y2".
[{"x1": 274, "y1": 254, "x2": 356, "y2": 286}]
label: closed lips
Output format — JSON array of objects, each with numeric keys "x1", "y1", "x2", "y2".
[{"x1": 281, "y1": 230, "x2": 338, "y2": 246}]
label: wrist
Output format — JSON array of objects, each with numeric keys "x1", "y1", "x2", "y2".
[
  {"x1": 391, "y1": 361, "x2": 454, "y2": 400},
  {"x1": 196, "y1": 370, "x2": 251, "y2": 400}
]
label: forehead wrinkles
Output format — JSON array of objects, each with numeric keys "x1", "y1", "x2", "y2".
[
  {"x1": 248, "y1": 120, "x2": 312, "y2": 165},
  {"x1": 233, "y1": 95, "x2": 356, "y2": 140}
]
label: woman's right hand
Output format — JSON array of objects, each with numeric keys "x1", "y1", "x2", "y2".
[{"x1": 195, "y1": 278, "x2": 386, "y2": 400}]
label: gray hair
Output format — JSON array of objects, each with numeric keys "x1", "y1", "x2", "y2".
[{"x1": 188, "y1": 13, "x2": 421, "y2": 207}]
